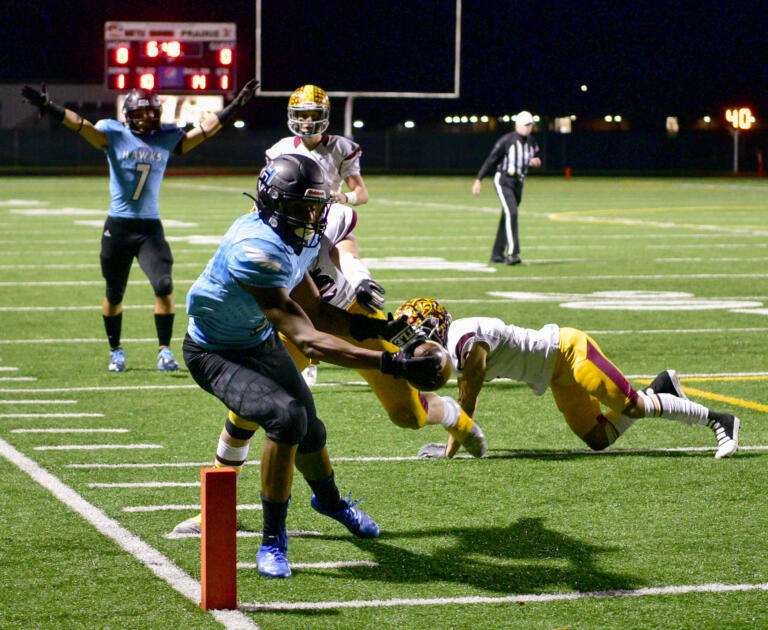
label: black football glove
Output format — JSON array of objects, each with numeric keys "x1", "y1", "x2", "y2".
[
  {"x1": 217, "y1": 78, "x2": 259, "y2": 125},
  {"x1": 380, "y1": 336, "x2": 443, "y2": 390},
  {"x1": 349, "y1": 312, "x2": 418, "y2": 345},
  {"x1": 233, "y1": 78, "x2": 259, "y2": 107},
  {"x1": 21, "y1": 84, "x2": 65, "y2": 122},
  {"x1": 355, "y1": 278, "x2": 386, "y2": 314}
]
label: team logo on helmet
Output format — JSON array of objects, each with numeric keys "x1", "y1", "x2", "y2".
[
  {"x1": 287, "y1": 84, "x2": 330, "y2": 137},
  {"x1": 395, "y1": 297, "x2": 452, "y2": 347},
  {"x1": 122, "y1": 88, "x2": 162, "y2": 134}
]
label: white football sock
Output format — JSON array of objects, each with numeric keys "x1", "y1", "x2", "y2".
[
  {"x1": 215, "y1": 438, "x2": 250, "y2": 480},
  {"x1": 439, "y1": 396, "x2": 461, "y2": 429},
  {"x1": 637, "y1": 390, "x2": 709, "y2": 425}
]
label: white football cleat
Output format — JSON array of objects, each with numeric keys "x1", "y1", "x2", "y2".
[
  {"x1": 709, "y1": 415, "x2": 740, "y2": 459},
  {"x1": 418, "y1": 442, "x2": 448, "y2": 459},
  {"x1": 171, "y1": 513, "x2": 202, "y2": 535}
]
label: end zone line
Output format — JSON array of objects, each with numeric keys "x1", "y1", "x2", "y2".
[
  {"x1": 240, "y1": 582, "x2": 768, "y2": 612},
  {"x1": 0, "y1": 437, "x2": 260, "y2": 630}
]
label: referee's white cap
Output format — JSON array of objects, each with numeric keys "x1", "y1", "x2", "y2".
[{"x1": 515, "y1": 111, "x2": 534, "y2": 125}]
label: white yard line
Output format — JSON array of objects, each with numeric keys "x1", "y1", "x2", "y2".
[
  {"x1": 35, "y1": 444, "x2": 162, "y2": 451},
  {"x1": 0, "y1": 413, "x2": 104, "y2": 418},
  {"x1": 4, "y1": 272, "x2": 768, "y2": 289},
  {"x1": 0, "y1": 437, "x2": 260, "y2": 630},
  {"x1": 0, "y1": 399, "x2": 77, "y2": 404},
  {"x1": 165, "y1": 530, "x2": 324, "y2": 540},
  {"x1": 4, "y1": 369, "x2": 768, "y2": 396},
  {"x1": 240, "y1": 582, "x2": 768, "y2": 612},
  {"x1": 124, "y1": 503, "x2": 262, "y2": 513},
  {"x1": 11, "y1": 428, "x2": 128, "y2": 434},
  {"x1": 6, "y1": 325, "x2": 768, "y2": 347},
  {"x1": 63, "y1": 445, "x2": 768, "y2": 469},
  {"x1": 88, "y1": 481, "x2": 193, "y2": 488},
  {"x1": 238, "y1": 560, "x2": 378, "y2": 570}
]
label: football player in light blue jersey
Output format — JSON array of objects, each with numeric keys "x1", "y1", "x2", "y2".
[
  {"x1": 184, "y1": 155, "x2": 443, "y2": 578},
  {"x1": 21, "y1": 80, "x2": 257, "y2": 372}
]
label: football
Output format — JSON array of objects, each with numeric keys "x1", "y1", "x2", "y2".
[{"x1": 411, "y1": 339, "x2": 452, "y2": 391}]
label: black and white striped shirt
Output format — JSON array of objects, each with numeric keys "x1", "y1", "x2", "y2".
[{"x1": 476, "y1": 132, "x2": 540, "y2": 181}]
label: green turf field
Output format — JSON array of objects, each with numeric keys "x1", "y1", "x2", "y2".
[{"x1": 1, "y1": 174, "x2": 767, "y2": 629}]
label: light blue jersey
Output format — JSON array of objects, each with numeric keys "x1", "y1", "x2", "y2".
[
  {"x1": 187, "y1": 213, "x2": 318, "y2": 349},
  {"x1": 94, "y1": 119, "x2": 185, "y2": 219}
]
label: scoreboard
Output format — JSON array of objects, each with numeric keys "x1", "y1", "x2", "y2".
[{"x1": 104, "y1": 21, "x2": 236, "y2": 94}]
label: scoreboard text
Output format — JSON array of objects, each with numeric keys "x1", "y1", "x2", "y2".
[{"x1": 104, "y1": 21, "x2": 236, "y2": 94}]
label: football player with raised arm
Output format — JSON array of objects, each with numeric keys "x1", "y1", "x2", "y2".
[
  {"x1": 397, "y1": 298, "x2": 741, "y2": 460},
  {"x1": 21, "y1": 80, "x2": 257, "y2": 372},
  {"x1": 182, "y1": 155, "x2": 442, "y2": 578}
]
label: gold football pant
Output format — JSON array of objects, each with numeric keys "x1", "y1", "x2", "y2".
[
  {"x1": 549, "y1": 327, "x2": 637, "y2": 440},
  {"x1": 279, "y1": 301, "x2": 428, "y2": 429}
]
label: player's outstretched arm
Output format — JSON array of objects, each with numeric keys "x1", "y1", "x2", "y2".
[
  {"x1": 292, "y1": 271, "x2": 409, "y2": 343},
  {"x1": 179, "y1": 79, "x2": 259, "y2": 153},
  {"x1": 21, "y1": 84, "x2": 107, "y2": 150}
]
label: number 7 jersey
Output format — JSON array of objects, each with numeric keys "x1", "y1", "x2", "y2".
[{"x1": 95, "y1": 119, "x2": 185, "y2": 219}]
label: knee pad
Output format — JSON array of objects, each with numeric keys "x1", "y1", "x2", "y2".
[
  {"x1": 297, "y1": 416, "x2": 327, "y2": 454},
  {"x1": 582, "y1": 418, "x2": 619, "y2": 451},
  {"x1": 263, "y1": 399, "x2": 308, "y2": 446},
  {"x1": 153, "y1": 274, "x2": 173, "y2": 297},
  {"x1": 225, "y1": 417, "x2": 256, "y2": 441},
  {"x1": 106, "y1": 286, "x2": 125, "y2": 305}
]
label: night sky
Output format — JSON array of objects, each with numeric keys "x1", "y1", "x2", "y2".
[{"x1": 5, "y1": 0, "x2": 766, "y2": 129}]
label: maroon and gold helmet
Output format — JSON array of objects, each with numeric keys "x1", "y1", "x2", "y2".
[
  {"x1": 394, "y1": 298, "x2": 452, "y2": 347},
  {"x1": 287, "y1": 84, "x2": 330, "y2": 137}
]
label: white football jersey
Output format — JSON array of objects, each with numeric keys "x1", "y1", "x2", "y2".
[
  {"x1": 308, "y1": 203, "x2": 358, "y2": 309},
  {"x1": 446, "y1": 317, "x2": 560, "y2": 396},
  {"x1": 265, "y1": 135, "x2": 362, "y2": 194}
]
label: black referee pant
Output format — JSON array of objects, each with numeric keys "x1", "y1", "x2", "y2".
[{"x1": 490, "y1": 172, "x2": 524, "y2": 259}]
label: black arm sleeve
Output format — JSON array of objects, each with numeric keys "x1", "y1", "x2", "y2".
[{"x1": 476, "y1": 137, "x2": 508, "y2": 180}]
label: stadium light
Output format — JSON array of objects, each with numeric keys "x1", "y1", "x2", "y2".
[
  {"x1": 533, "y1": 115, "x2": 541, "y2": 122},
  {"x1": 233, "y1": 120, "x2": 245, "y2": 129},
  {"x1": 580, "y1": 84, "x2": 588, "y2": 92},
  {"x1": 460, "y1": 116, "x2": 468, "y2": 123},
  {"x1": 469, "y1": 115, "x2": 478, "y2": 123},
  {"x1": 353, "y1": 120, "x2": 365, "y2": 128},
  {"x1": 444, "y1": 116, "x2": 453, "y2": 124},
  {"x1": 570, "y1": 115, "x2": 577, "y2": 120},
  {"x1": 502, "y1": 115, "x2": 510, "y2": 122},
  {"x1": 703, "y1": 116, "x2": 711, "y2": 123},
  {"x1": 404, "y1": 120, "x2": 415, "y2": 129},
  {"x1": 480, "y1": 115, "x2": 489, "y2": 123},
  {"x1": 614, "y1": 115, "x2": 622, "y2": 122},
  {"x1": 604, "y1": 115, "x2": 613, "y2": 122},
  {"x1": 452, "y1": 115, "x2": 460, "y2": 123}
]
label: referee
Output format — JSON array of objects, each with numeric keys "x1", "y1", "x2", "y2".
[{"x1": 472, "y1": 110, "x2": 541, "y2": 265}]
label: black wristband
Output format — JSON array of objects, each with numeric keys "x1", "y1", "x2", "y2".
[
  {"x1": 349, "y1": 313, "x2": 384, "y2": 342},
  {"x1": 216, "y1": 101, "x2": 239, "y2": 126},
  {"x1": 46, "y1": 101, "x2": 66, "y2": 123}
]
